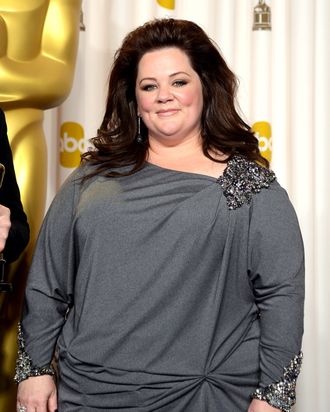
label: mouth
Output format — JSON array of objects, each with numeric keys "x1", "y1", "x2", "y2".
[{"x1": 156, "y1": 109, "x2": 179, "y2": 117}]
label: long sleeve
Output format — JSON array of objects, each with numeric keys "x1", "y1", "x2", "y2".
[
  {"x1": 0, "y1": 108, "x2": 29, "y2": 263},
  {"x1": 15, "y1": 168, "x2": 82, "y2": 383},
  {"x1": 248, "y1": 182, "x2": 304, "y2": 411}
]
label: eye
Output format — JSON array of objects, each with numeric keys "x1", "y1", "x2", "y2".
[
  {"x1": 141, "y1": 84, "x2": 157, "y2": 91},
  {"x1": 173, "y1": 80, "x2": 188, "y2": 87}
]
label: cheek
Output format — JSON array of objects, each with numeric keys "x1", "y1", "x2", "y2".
[
  {"x1": 136, "y1": 93, "x2": 153, "y2": 113},
  {"x1": 178, "y1": 88, "x2": 203, "y2": 109}
]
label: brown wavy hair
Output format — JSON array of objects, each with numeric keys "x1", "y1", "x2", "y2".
[{"x1": 82, "y1": 18, "x2": 268, "y2": 177}]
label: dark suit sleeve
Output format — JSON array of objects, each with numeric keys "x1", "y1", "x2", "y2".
[{"x1": 0, "y1": 108, "x2": 30, "y2": 262}]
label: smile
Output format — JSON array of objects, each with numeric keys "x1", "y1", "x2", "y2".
[{"x1": 156, "y1": 109, "x2": 179, "y2": 117}]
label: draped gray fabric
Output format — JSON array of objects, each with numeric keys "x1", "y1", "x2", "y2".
[{"x1": 20, "y1": 160, "x2": 304, "y2": 411}]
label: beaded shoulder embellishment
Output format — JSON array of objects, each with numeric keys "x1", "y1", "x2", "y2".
[
  {"x1": 251, "y1": 352, "x2": 303, "y2": 412},
  {"x1": 217, "y1": 156, "x2": 276, "y2": 210},
  {"x1": 14, "y1": 323, "x2": 55, "y2": 384}
]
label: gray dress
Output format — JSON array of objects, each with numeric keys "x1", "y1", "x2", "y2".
[{"x1": 16, "y1": 156, "x2": 304, "y2": 411}]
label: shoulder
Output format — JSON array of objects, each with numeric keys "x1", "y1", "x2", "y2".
[
  {"x1": 54, "y1": 162, "x2": 110, "y2": 206},
  {"x1": 60, "y1": 162, "x2": 97, "y2": 188},
  {"x1": 49, "y1": 163, "x2": 91, "y2": 204},
  {"x1": 218, "y1": 155, "x2": 277, "y2": 210}
]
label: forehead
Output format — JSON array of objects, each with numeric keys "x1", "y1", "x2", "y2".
[{"x1": 137, "y1": 47, "x2": 194, "y2": 74}]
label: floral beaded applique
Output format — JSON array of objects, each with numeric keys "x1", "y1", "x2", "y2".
[
  {"x1": 217, "y1": 156, "x2": 276, "y2": 210},
  {"x1": 251, "y1": 352, "x2": 303, "y2": 412},
  {"x1": 14, "y1": 323, "x2": 55, "y2": 384}
]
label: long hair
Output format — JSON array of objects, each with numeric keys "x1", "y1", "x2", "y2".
[{"x1": 82, "y1": 18, "x2": 268, "y2": 178}]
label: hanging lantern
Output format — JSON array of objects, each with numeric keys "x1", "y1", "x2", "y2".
[{"x1": 253, "y1": 0, "x2": 272, "y2": 31}]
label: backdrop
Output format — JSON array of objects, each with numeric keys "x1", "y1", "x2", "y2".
[{"x1": 42, "y1": 1, "x2": 329, "y2": 411}]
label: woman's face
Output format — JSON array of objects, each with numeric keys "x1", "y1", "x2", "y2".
[{"x1": 135, "y1": 47, "x2": 203, "y2": 145}]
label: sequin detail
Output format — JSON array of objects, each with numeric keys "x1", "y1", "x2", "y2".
[
  {"x1": 251, "y1": 352, "x2": 303, "y2": 412},
  {"x1": 217, "y1": 156, "x2": 276, "y2": 209},
  {"x1": 14, "y1": 323, "x2": 55, "y2": 384}
]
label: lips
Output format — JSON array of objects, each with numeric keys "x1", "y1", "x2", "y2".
[{"x1": 156, "y1": 109, "x2": 179, "y2": 117}]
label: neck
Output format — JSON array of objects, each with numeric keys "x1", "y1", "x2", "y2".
[
  {"x1": 147, "y1": 133, "x2": 203, "y2": 163},
  {"x1": 146, "y1": 134, "x2": 228, "y2": 178}
]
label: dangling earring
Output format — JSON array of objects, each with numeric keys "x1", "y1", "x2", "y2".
[{"x1": 136, "y1": 115, "x2": 144, "y2": 144}]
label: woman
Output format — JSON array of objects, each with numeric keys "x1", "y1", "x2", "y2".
[{"x1": 16, "y1": 19, "x2": 304, "y2": 412}]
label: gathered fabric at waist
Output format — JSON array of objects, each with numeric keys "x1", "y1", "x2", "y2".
[{"x1": 56, "y1": 319, "x2": 260, "y2": 411}]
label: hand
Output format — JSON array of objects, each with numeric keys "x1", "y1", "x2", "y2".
[
  {"x1": 248, "y1": 399, "x2": 281, "y2": 412},
  {"x1": 0, "y1": 204, "x2": 11, "y2": 252},
  {"x1": 17, "y1": 375, "x2": 57, "y2": 412}
]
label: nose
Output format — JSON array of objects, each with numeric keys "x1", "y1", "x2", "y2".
[{"x1": 157, "y1": 85, "x2": 173, "y2": 103}]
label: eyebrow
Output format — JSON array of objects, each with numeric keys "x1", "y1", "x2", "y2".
[{"x1": 138, "y1": 71, "x2": 191, "y2": 85}]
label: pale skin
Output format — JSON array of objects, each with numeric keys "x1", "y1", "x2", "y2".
[
  {"x1": 135, "y1": 47, "x2": 227, "y2": 178},
  {"x1": 17, "y1": 375, "x2": 57, "y2": 412},
  {"x1": 17, "y1": 47, "x2": 280, "y2": 412},
  {"x1": 0, "y1": 204, "x2": 10, "y2": 252}
]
